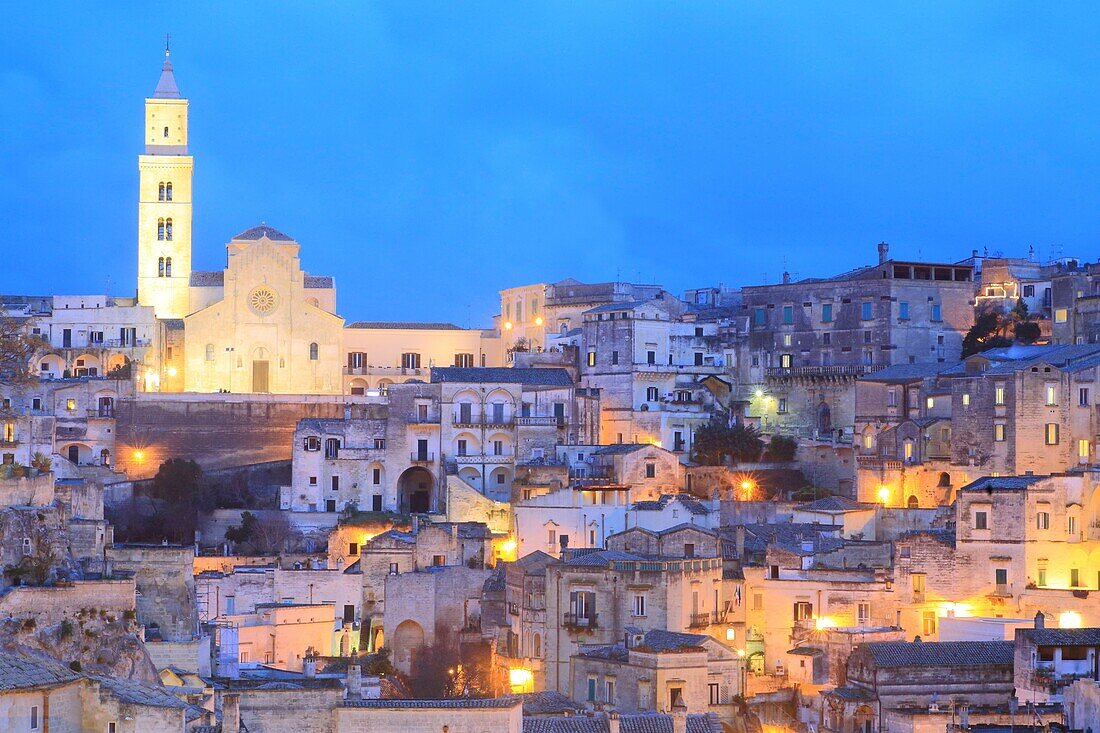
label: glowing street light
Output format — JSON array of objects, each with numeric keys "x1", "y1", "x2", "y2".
[
  {"x1": 1060, "y1": 611, "x2": 1083, "y2": 629},
  {"x1": 877, "y1": 486, "x2": 890, "y2": 504},
  {"x1": 133, "y1": 449, "x2": 145, "y2": 461}
]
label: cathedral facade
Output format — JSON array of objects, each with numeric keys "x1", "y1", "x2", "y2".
[{"x1": 139, "y1": 50, "x2": 345, "y2": 394}]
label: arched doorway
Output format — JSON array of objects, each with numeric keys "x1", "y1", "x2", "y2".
[
  {"x1": 391, "y1": 619, "x2": 425, "y2": 674},
  {"x1": 398, "y1": 467, "x2": 434, "y2": 514},
  {"x1": 68, "y1": 445, "x2": 80, "y2": 464},
  {"x1": 907, "y1": 495, "x2": 920, "y2": 509}
]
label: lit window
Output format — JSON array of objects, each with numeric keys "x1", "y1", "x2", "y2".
[
  {"x1": 780, "y1": 354, "x2": 792, "y2": 368},
  {"x1": 1079, "y1": 439, "x2": 1090, "y2": 460},
  {"x1": 1046, "y1": 384, "x2": 1058, "y2": 405},
  {"x1": 783, "y1": 334, "x2": 792, "y2": 347},
  {"x1": 926, "y1": 396, "x2": 934, "y2": 409},
  {"x1": 66, "y1": 399, "x2": 76, "y2": 411},
  {"x1": 994, "y1": 384, "x2": 1005, "y2": 406},
  {"x1": 1055, "y1": 308, "x2": 1068, "y2": 324},
  {"x1": 962, "y1": 393, "x2": 970, "y2": 407},
  {"x1": 1045, "y1": 423, "x2": 1059, "y2": 445},
  {"x1": 994, "y1": 423, "x2": 1006, "y2": 442},
  {"x1": 587, "y1": 351, "x2": 596, "y2": 367}
]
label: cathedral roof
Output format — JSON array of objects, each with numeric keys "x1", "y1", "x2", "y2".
[
  {"x1": 153, "y1": 51, "x2": 181, "y2": 99},
  {"x1": 304, "y1": 275, "x2": 333, "y2": 289},
  {"x1": 233, "y1": 224, "x2": 295, "y2": 242}
]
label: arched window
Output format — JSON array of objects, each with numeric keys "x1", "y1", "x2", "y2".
[
  {"x1": 205, "y1": 344, "x2": 215, "y2": 362},
  {"x1": 165, "y1": 218, "x2": 173, "y2": 241},
  {"x1": 157, "y1": 218, "x2": 165, "y2": 241},
  {"x1": 158, "y1": 257, "x2": 165, "y2": 277},
  {"x1": 907, "y1": 495, "x2": 920, "y2": 509},
  {"x1": 100, "y1": 449, "x2": 111, "y2": 466},
  {"x1": 165, "y1": 257, "x2": 172, "y2": 277},
  {"x1": 158, "y1": 182, "x2": 165, "y2": 201},
  {"x1": 309, "y1": 342, "x2": 319, "y2": 361},
  {"x1": 163, "y1": 126, "x2": 169, "y2": 138},
  {"x1": 165, "y1": 182, "x2": 173, "y2": 201}
]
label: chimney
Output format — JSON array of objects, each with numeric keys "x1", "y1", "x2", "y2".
[
  {"x1": 1034, "y1": 611, "x2": 1045, "y2": 629},
  {"x1": 451, "y1": 523, "x2": 458, "y2": 540},
  {"x1": 878, "y1": 241, "x2": 889, "y2": 264},
  {"x1": 782, "y1": 271, "x2": 791, "y2": 285},
  {"x1": 559, "y1": 534, "x2": 570, "y2": 560},
  {"x1": 670, "y1": 691, "x2": 688, "y2": 733},
  {"x1": 412, "y1": 515, "x2": 420, "y2": 534},
  {"x1": 347, "y1": 664, "x2": 363, "y2": 700},
  {"x1": 222, "y1": 693, "x2": 240, "y2": 733},
  {"x1": 303, "y1": 654, "x2": 317, "y2": 679},
  {"x1": 608, "y1": 711, "x2": 620, "y2": 733},
  {"x1": 735, "y1": 526, "x2": 745, "y2": 559},
  {"x1": 972, "y1": 249, "x2": 979, "y2": 259}
]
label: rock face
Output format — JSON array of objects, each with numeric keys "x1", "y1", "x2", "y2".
[{"x1": 0, "y1": 610, "x2": 159, "y2": 682}]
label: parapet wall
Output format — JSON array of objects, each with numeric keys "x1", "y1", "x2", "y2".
[
  {"x1": 113, "y1": 394, "x2": 349, "y2": 480},
  {"x1": 0, "y1": 579, "x2": 135, "y2": 624}
]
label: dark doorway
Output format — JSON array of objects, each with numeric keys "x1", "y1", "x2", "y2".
[{"x1": 399, "y1": 467, "x2": 433, "y2": 513}]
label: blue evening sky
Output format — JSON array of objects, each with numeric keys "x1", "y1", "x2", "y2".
[{"x1": 2, "y1": 4, "x2": 1098, "y2": 325}]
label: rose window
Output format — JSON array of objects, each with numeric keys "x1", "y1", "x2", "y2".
[{"x1": 248, "y1": 287, "x2": 278, "y2": 315}]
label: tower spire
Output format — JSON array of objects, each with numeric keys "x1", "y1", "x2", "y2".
[{"x1": 153, "y1": 37, "x2": 181, "y2": 99}]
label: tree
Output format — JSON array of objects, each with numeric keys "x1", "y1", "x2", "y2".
[
  {"x1": 1014, "y1": 320, "x2": 1041, "y2": 344},
  {"x1": 692, "y1": 419, "x2": 765, "y2": 465},
  {"x1": 225, "y1": 511, "x2": 298, "y2": 554},
  {"x1": 961, "y1": 308, "x2": 1011, "y2": 357},
  {"x1": 763, "y1": 434, "x2": 797, "y2": 462},
  {"x1": 141, "y1": 459, "x2": 211, "y2": 543},
  {"x1": 0, "y1": 316, "x2": 47, "y2": 384}
]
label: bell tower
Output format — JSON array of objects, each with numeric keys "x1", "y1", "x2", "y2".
[{"x1": 137, "y1": 40, "x2": 193, "y2": 319}]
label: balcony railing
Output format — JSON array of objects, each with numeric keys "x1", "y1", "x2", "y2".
[
  {"x1": 103, "y1": 338, "x2": 151, "y2": 348},
  {"x1": 515, "y1": 415, "x2": 566, "y2": 427},
  {"x1": 87, "y1": 408, "x2": 115, "y2": 419},
  {"x1": 454, "y1": 453, "x2": 513, "y2": 465},
  {"x1": 410, "y1": 452, "x2": 435, "y2": 463},
  {"x1": 408, "y1": 412, "x2": 440, "y2": 424},
  {"x1": 563, "y1": 612, "x2": 598, "y2": 630},
  {"x1": 765, "y1": 364, "x2": 885, "y2": 378},
  {"x1": 453, "y1": 413, "x2": 514, "y2": 427},
  {"x1": 689, "y1": 612, "x2": 711, "y2": 628}
]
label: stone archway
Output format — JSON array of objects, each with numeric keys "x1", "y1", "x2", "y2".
[
  {"x1": 398, "y1": 467, "x2": 434, "y2": 514},
  {"x1": 391, "y1": 619, "x2": 425, "y2": 674}
]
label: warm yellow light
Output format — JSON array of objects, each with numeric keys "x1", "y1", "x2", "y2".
[
  {"x1": 498, "y1": 538, "x2": 518, "y2": 562},
  {"x1": 133, "y1": 450, "x2": 145, "y2": 461},
  {"x1": 754, "y1": 389, "x2": 764, "y2": 398},
  {"x1": 736, "y1": 648, "x2": 746, "y2": 657},
  {"x1": 877, "y1": 486, "x2": 890, "y2": 504},
  {"x1": 1060, "y1": 611, "x2": 1083, "y2": 629},
  {"x1": 534, "y1": 316, "x2": 544, "y2": 326},
  {"x1": 725, "y1": 628, "x2": 735, "y2": 641},
  {"x1": 815, "y1": 616, "x2": 837, "y2": 631},
  {"x1": 509, "y1": 667, "x2": 533, "y2": 690},
  {"x1": 167, "y1": 366, "x2": 178, "y2": 377},
  {"x1": 504, "y1": 321, "x2": 513, "y2": 330},
  {"x1": 741, "y1": 480, "x2": 753, "y2": 491}
]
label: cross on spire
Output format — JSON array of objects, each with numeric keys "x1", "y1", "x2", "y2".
[{"x1": 165, "y1": 33, "x2": 171, "y2": 57}]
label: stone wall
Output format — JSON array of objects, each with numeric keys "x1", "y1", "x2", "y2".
[
  {"x1": 0, "y1": 579, "x2": 135, "y2": 623},
  {"x1": 113, "y1": 394, "x2": 348, "y2": 480},
  {"x1": 234, "y1": 686, "x2": 342, "y2": 733},
  {"x1": 144, "y1": 636, "x2": 212, "y2": 675},
  {"x1": 106, "y1": 544, "x2": 197, "y2": 641},
  {"x1": 335, "y1": 701, "x2": 523, "y2": 733},
  {"x1": 0, "y1": 473, "x2": 54, "y2": 508}
]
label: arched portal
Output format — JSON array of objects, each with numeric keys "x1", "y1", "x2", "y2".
[
  {"x1": 398, "y1": 467, "x2": 434, "y2": 514},
  {"x1": 391, "y1": 619, "x2": 425, "y2": 674}
]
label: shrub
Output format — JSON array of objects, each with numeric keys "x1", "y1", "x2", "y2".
[{"x1": 59, "y1": 620, "x2": 74, "y2": 638}]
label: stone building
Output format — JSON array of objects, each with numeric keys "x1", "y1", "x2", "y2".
[
  {"x1": 496, "y1": 550, "x2": 556, "y2": 692},
  {"x1": 821, "y1": 639, "x2": 1015, "y2": 733},
  {"x1": 1013, "y1": 617, "x2": 1100, "y2": 704},
  {"x1": 382, "y1": 565, "x2": 492, "y2": 674},
  {"x1": 568, "y1": 628, "x2": 743, "y2": 715},
  {"x1": 543, "y1": 525, "x2": 731, "y2": 694},
  {"x1": 740, "y1": 243, "x2": 975, "y2": 440},
  {"x1": 286, "y1": 367, "x2": 598, "y2": 515},
  {"x1": 856, "y1": 343, "x2": 1100, "y2": 505}
]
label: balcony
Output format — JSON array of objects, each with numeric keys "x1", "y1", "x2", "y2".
[
  {"x1": 765, "y1": 364, "x2": 885, "y2": 379},
  {"x1": 87, "y1": 408, "x2": 115, "y2": 419},
  {"x1": 689, "y1": 612, "x2": 711, "y2": 628},
  {"x1": 454, "y1": 453, "x2": 513, "y2": 465},
  {"x1": 407, "y1": 411, "x2": 440, "y2": 424},
  {"x1": 563, "y1": 612, "x2": 598, "y2": 630},
  {"x1": 515, "y1": 415, "x2": 565, "y2": 427},
  {"x1": 410, "y1": 452, "x2": 435, "y2": 464},
  {"x1": 103, "y1": 338, "x2": 151, "y2": 348},
  {"x1": 453, "y1": 413, "x2": 514, "y2": 428}
]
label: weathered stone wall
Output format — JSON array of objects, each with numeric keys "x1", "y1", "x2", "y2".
[
  {"x1": 144, "y1": 636, "x2": 212, "y2": 675},
  {"x1": 0, "y1": 473, "x2": 54, "y2": 508},
  {"x1": 334, "y1": 702, "x2": 523, "y2": 733},
  {"x1": 235, "y1": 686, "x2": 341, "y2": 733},
  {"x1": 113, "y1": 394, "x2": 347, "y2": 480},
  {"x1": 106, "y1": 544, "x2": 197, "y2": 641},
  {"x1": 0, "y1": 579, "x2": 135, "y2": 621}
]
